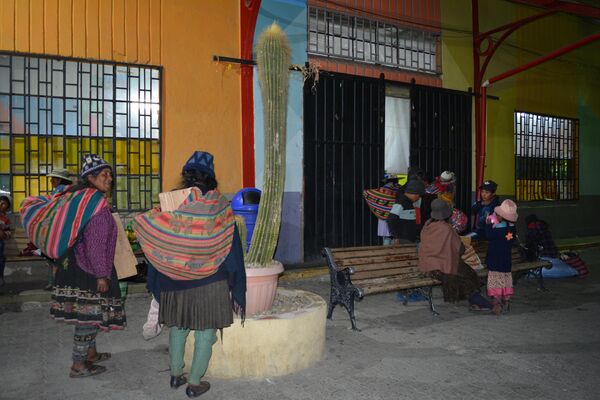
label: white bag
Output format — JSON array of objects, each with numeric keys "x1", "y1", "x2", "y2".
[{"x1": 142, "y1": 298, "x2": 163, "y2": 340}]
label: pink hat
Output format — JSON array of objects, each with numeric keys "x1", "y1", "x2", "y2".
[{"x1": 494, "y1": 199, "x2": 518, "y2": 222}]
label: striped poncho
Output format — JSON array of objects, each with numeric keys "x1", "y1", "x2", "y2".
[
  {"x1": 20, "y1": 188, "x2": 109, "y2": 260},
  {"x1": 132, "y1": 188, "x2": 235, "y2": 281},
  {"x1": 363, "y1": 187, "x2": 396, "y2": 220}
]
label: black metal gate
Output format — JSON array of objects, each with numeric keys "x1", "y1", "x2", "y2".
[
  {"x1": 410, "y1": 85, "x2": 473, "y2": 215},
  {"x1": 303, "y1": 73, "x2": 385, "y2": 262}
]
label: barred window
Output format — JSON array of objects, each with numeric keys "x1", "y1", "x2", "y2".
[
  {"x1": 308, "y1": 7, "x2": 441, "y2": 74},
  {"x1": 515, "y1": 111, "x2": 579, "y2": 201},
  {"x1": 0, "y1": 53, "x2": 161, "y2": 211}
]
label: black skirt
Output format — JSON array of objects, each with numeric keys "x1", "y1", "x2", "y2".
[
  {"x1": 50, "y1": 253, "x2": 126, "y2": 331},
  {"x1": 431, "y1": 262, "x2": 481, "y2": 303},
  {"x1": 159, "y1": 279, "x2": 233, "y2": 331}
]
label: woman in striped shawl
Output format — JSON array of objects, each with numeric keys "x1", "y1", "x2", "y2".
[
  {"x1": 43, "y1": 154, "x2": 125, "y2": 378},
  {"x1": 134, "y1": 151, "x2": 246, "y2": 398}
]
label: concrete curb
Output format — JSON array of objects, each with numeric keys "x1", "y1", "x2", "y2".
[{"x1": 0, "y1": 267, "x2": 329, "y2": 309}]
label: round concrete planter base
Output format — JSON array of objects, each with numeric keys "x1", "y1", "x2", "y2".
[{"x1": 185, "y1": 288, "x2": 327, "y2": 379}]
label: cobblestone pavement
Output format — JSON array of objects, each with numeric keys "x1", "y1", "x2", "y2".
[{"x1": 1, "y1": 249, "x2": 599, "y2": 400}]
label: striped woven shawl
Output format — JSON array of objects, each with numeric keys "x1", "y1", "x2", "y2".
[
  {"x1": 133, "y1": 188, "x2": 235, "y2": 281},
  {"x1": 363, "y1": 187, "x2": 396, "y2": 220},
  {"x1": 20, "y1": 188, "x2": 109, "y2": 260}
]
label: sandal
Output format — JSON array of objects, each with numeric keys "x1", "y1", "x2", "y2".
[
  {"x1": 88, "y1": 352, "x2": 111, "y2": 364},
  {"x1": 69, "y1": 364, "x2": 107, "y2": 378}
]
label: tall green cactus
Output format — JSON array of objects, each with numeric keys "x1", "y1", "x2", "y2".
[{"x1": 246, "y1": 23, "x2": 291, "y2": 266}]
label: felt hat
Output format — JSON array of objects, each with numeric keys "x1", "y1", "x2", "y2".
[
  {"x1": 440, "y1": 171, "x2": 455, "y2": 183},
  {"x1": 182, "y1": 151, "x2": 215, "y2": 178},
  {"x1": 81, "y1": 154, "x2": 111, "y2": 179},
  {"x1": 494, "y1": 199, "x2": 518, "y2": 222},
  {"x1": 404, "y1": 179, "x2": 425, "y2": 196},
  {"x1": 479, "y1": 180, "x2": 498, "y2": 192},
  {"x1": 47, "y1": 168, "x2": 73, "y2": 183},
  {"x1": 430, "y1": 198, "x2": 452, "y2": 220}
]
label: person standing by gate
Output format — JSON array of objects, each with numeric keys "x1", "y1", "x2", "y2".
[
  {"x1": 471, "y1": 180, "x2": 500, "y2": 239},
  {"x1": 387, "y1": 179, "x2": 426, "y2": 244}
]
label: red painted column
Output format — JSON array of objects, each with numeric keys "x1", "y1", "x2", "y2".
[
  {"x1": 240, "y1": 0, "x2": 261, "y2": 187},
  {"x1": 472, "y1": 0, "x2": 483, "y2": 200}
]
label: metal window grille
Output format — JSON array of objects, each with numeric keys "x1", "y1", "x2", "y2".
[
  {"x1": 514, "y1": 111, "x2": 579, "y2": 201},
  {"x1": 308, "y1": 7, "x2": 441, "y2": 74},
  {"x1": 0, "y1": 52, "x2": 161, "y2": 211}
]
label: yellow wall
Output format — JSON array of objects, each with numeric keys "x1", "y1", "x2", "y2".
[
  {"x1": 442, "y1": 0, "x2": 600, "y2": 196},
  {"x1": 0, "y1": 0, "x2": 243, "y2": 194}
]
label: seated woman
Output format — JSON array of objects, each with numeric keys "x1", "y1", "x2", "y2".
[
  {"x1": 525, "y1": 214, "x2": 558, "y2": 259},
  {"x1": 418, "y1": 199, "x2": 492, "y2": 311}
]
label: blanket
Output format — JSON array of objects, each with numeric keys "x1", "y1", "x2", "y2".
[
  {"x1": 20, "y1": 188, "x2": 109, "y2": 260},
  {"x1": 133, "y1": 188, "x2": 235, "y2": 281}
]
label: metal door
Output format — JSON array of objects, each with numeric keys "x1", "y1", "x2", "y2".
[
  {"x1": 410, "y1": 85, "x2": 473, "y2": 215},
  {"x1": 303, "y1": 72, "x2": 385, "y2": 262}
]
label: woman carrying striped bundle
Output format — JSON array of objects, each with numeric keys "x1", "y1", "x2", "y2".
[
  {"x1": 20, "y1": 154, "x2": 125, "y2": 378},
  {"x1": 133, "y1": 151, "x2": 246, "y2": 398}
]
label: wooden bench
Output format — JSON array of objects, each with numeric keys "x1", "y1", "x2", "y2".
[{"x1": 323, "y1": 242, "x2": 551, "y2": 330}]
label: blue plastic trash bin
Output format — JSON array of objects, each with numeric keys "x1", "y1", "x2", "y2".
[{"x1": 231, "y1": 188, "x2": 261, "y2": 251}]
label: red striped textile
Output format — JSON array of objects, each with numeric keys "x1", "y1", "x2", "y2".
[
  {"x1": 133, "y1": 188, "x2": 235, "y2": 281},
  {"x1": 363, "y1": 187, "x2": 396, "y2": 220}
]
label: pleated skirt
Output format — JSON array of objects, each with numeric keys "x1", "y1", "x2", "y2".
[{"x1": 159, "y1": 279, "x2": 233, "y2": 331}]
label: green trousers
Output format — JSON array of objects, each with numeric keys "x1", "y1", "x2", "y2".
[{"x1": 169, "y1": 327, "x2": 217, "y2": 385}]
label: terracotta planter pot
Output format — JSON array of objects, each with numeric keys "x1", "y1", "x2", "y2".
[{"x1": 245, "y1": 261, "x2": 284, "y2": 315}]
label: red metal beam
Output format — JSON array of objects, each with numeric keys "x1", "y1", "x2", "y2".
[
  {"x1": 509, "y1": 0, "x2": 600, "y2": 20},
  {"x1": 472, "y1": 0, "x2": 555, "y2": 198},
  {"x1": 483, "y1": 32, "x2": 600, "y2": 86},
  {"x1": 471, "y1": 0, "x2": 600, "y2": 198},
  {"x1": 240, "y1": 0, "x2": 261, "y2": 188},
  {"x1": 476, "y1": 27, "x2": 600, "y2": 203},
  {"x1": 484, "y1": 30, "x2": 600, "y2": 86}
]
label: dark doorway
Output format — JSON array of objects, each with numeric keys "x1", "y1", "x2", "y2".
[
  {"x1": 303, "y1": 76, "x2": 473, "y2": 262},
  {"x1": 303, "y1": 72, "x2": 385, "y2": 262},
  {"x1": 410, "y1": 85, "x2": 473, "y2": 215}
]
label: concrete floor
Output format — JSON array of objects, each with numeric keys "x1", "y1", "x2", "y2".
[{"x1": 0, "y1": 248, "x2": 599, "y2": 400}]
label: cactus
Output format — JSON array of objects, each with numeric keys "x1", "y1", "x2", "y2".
[{"x1": 246, "y1": 23, "x2": 291, "y2": 266}]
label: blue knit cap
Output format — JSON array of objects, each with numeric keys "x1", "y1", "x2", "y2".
[
  {"x1": 182, "y1": 151, "x2": 215, "y2": 178},
  {"x1": 81, "y1": 154, "x2": 111, "y2": 178}
]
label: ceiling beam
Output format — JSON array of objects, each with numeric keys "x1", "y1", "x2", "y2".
[{"x1": 509, "y1": 0, "x2": 600, "y2": 20}]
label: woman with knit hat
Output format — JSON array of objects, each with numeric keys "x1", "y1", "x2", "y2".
[
  {"x1": 20, "y1": 154, "x2": 125, "y2": 378},
  {"x1": 387, "y1": 179, "x2": 426, "y2": 243},
  {"x1": 485, "y1": 199, "x2": 519, "y2": 315},
  {"x1": 133, "y1": 151, "x2": 246, "y2": 398}
]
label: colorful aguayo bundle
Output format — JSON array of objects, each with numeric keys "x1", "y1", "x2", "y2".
[
  {"x1": 133, "y1": 188, "x2": 235, "y2": 280},
  {"x1": 20, "y1": 188, "x2": 108, "y2": 260},
  {"x1": 363, "y1": 187, "x2": 396, "y2": 220}
]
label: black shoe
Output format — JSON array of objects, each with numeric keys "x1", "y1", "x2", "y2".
[
  {"x1": 170, "y1": 375, "x2": 187, "y2": 389},
  {"x1": 185, "y1": 382, "x2": 210, "y2": 397}
]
